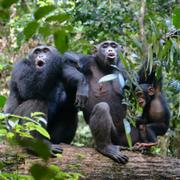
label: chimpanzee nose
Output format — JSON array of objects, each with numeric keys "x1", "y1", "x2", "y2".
[{"x1": 38, "y1": 54, "x2": 45, "y2": 59}]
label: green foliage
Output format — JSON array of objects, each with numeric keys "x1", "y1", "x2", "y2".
[
  {"x1": 34, "y1": 5, "x2": 56, "y2": 20},
  {"x1": 23, "y1": 21, "x2": 39, "y2": 40},
  {"x1": 30, "y1": 164, "x2": 81, "y2": 180},
  {"x1": 0, "y1": 95, "x2": 6, "y2": 108},
  {"x1": 173, "y1": 7, "x2": 180, "y2": 29}
]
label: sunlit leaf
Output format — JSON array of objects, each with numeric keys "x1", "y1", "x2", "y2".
[
  {"x1": 30, "y1": 164, "x2": 56, "y2": 179},
  {"x1": 46, "y1": 13, "x2": 70, "y2": 22},
  {"x1": 173, "y1": 8, "x2": 180, "y2": 28},
  {"x1": 34, "y1": 5, "x2": 56, "y2": 20},
  {"x1": 25, "y1": 122, "x2": 50, "y2": 139},
  {"x1": 123, "y1": 119, "x2": 132, "y2": 147},
  {"x1": 118, "y1": 73, "x2": 125, "y2": 88},
  {"x1": 98, "y1": 74, "x2": 117, "y2": 83}
]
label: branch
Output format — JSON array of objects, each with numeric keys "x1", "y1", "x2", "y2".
[{"x1": 0, "y1": 144, "x2": 180, "y2": 179}]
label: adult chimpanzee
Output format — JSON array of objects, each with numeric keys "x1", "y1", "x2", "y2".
[
  {"x1": 76, "y1": 40, "x2": 132, "y2": 164},
  {"x1": 4, "y1": 45, "x2": 88, "y2": 155},
  {"x1": 135, "y1": 83, "x2": 170, "y2": 148}
]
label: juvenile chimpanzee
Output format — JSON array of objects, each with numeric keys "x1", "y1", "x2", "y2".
[
  {"x1": 4, "y1": 45, "x2": 88, "y2": 155},
  {"x1": 77, "y1": 40, "x2": 132, "y2": 164},
  {"x1": 134, "y1": 83, "x2": 170, "y2": 148}
]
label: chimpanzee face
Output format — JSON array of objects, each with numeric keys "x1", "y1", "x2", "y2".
[
  {"x1": 135, "y1": 91, "x2": 146, "y2": 107},
  {"x1": 29, "y1": 45, "x2": 59, "y2": 69},
  {"x1": 95, "y1": 41, "x2": 122, "y2": 67},
  {"x1": 135, "y1": 84, "x2": 155, "y2": 108}
]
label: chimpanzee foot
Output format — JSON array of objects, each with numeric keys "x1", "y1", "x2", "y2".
[
  {"x1": 50, "y1": 144, "x2": 63, "y2": 157},
  {"x1": 97, "y1": 145, "x2": 128, "y2": 164}
]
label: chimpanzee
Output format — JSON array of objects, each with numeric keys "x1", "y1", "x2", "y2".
[
  {"x1": 4, "y1": 45, "x2": 88, "y2": 155},
  {"x1": 134, "y1": 58, "x2": 170, "y2": 149},
  {"x1": 76, "y1": 40, "x2": 133, "y2": 164},
  {"x1": 134, "y1": 83, "x2": 170, "y2": 148}
]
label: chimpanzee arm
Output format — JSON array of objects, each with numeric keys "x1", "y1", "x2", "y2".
[
  {"x1": 61, "y1": 64, "x2": 89, "y2": 108},
  {"x1": 3, "y1": 80, "x2": 21, "y2": 114}
]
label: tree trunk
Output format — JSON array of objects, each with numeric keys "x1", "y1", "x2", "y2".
[{"x1": 0, "y1": 144, "x2": 180, "y2": 179}]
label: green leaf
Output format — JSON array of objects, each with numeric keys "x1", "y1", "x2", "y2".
[
  {"x1": 46, "y1": 13, "x2": 70, "y2": 22},
  {"x1": 98, "y1": 74, "x2": 117, "y2": 83},
  {"x1": 31, "y1": 112, "x2": 46, "y2": 118},
  {"x1": 131, "y1": 36, "x2": 143, "y2": 52},
  {"x1": 147, "y1": 44, "x2": 153, "y2": 74},
  {"x1": 25, "y1": 122, "x2": 50, "y2": 139},
  {"x1": 0, "y1": 0, "x2": 18, "y2": 8},
  {"x1": 119, "y1": 52, "x2": 129, "y2": 69},
  {"x1": 0, "y1": 95, "x2": 6, "y2": 108},
  {"x1": 39, "y1": 26, "x2": 51, "y2": 37},
  {"x1": 30, "y1": 164, "x2": 56, "y2": 179},
  {"x1": 23, "y1": 20, "x2": 39, "y2": 40},
  {"x1": 34, "y1": 5, "x2": 56, "y2": 20},
  {"x1": 173, "y1": 8, "x2": 180, "y2": 28},
  {"x1": 54, "y1": 30, "x2": 68, "y2": 53},
  {"x1": 35, "y1": 125, "x2": 50, "y2": 139},
  {"x1": 123, "y1": 119, "x2": 132, "y2": 147},
  {"x1": 0, "y1": 113, "x2": 9, "y2": 120}
]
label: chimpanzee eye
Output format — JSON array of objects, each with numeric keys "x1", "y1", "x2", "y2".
[
  {"x1": 136, "y1": 91, "x2": 143, "y2": 97},
  {"x1": 34, "y1": 49, "x2": 41, "y2": 54},
  {"x1": 102, "y1": 43, "x2": 108, "y2": 48},
  {"x1": 43, "y1": 48, "x2": 49, "y2": 53},
  {"x1": 111, "y1": 43, "x2": 117, "y2": 48}
]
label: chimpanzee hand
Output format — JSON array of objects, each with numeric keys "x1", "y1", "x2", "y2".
[{"x1": 75, "y1": 92, "x2": 88, "y2": 109}]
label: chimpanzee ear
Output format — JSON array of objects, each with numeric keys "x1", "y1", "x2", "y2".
[
  {"x1": 118, "y1": 45, "x2": 124, "y2": 53},
  {"x1": 92, "y1": 45, "x2": 98, "y2": 54},
  {"x1": 147, "y1": 86, "x2": 155, "y2": 96}
]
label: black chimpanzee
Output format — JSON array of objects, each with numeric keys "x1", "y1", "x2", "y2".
[
  {"x1": 4, "y1": 45, "x2": 88, "y2": 155},
  {"x1": 76, "y1": 40, "x2": 131, "y2": 164}
]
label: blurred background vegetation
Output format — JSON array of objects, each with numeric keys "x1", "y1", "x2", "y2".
[{"x1": 0, "y1": 0, "x2": 179, "y2": 177}]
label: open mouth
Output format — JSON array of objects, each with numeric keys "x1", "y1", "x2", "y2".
[
  {"x1": 107, "y1": 53, "x2": 116, "y2": 60},
  {"x1": 139, "y1": 100, "x2": 145, "y2": 107},
  {"x1": 35, "y1": 59, "x2": 46, "y2": 68}
]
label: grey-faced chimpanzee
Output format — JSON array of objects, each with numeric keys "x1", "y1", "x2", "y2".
[
  {"x1": 4, "y1": 45, "x2": 88, "y2": 155},
  {"x1": 135, "y1": 60, "x2": 170, "y2": 149},
  {"x1": 76, "y1": 40, "x2": 132, "y2": 164}
]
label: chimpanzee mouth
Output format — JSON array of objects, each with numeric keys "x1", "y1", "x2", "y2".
[
  {"x1": 139, "y1": 100, "x2": 145, "y2": 107},
  {"x1": 107, "y1": 53, "x2": 116, "y2": 60},
  {"x1": 35, "y1": 59, "x2": 46, "y2": 68}
]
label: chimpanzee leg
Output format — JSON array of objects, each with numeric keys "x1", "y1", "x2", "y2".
[
  {"x1": 146, "y1": 122, "x2": 168, "y2": 142},
  {"x1": 89, "y1": 102, "x2": 128, "y2": 164},
  {"x1": 13, "y1": 100, "x2": 62, "y2": 155},
  {"x1": 134, "y1": 122, "x2": 168, "y2": 149}
]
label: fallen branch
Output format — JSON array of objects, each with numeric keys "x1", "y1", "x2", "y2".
[{"x1": 0, "y1": 144, "x2": 180, "y2": 179}]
